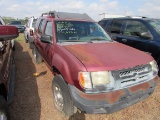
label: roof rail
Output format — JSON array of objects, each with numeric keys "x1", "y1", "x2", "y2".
[
  {"x1": 41, "y1": 11, "x2": 56, "y2": 18},
  {"x1": 41, "y1": 11, "x2": 94, "y2": 21}
]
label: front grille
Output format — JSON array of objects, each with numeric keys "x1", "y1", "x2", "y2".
[{"x1": 112, "y1": 64, "x2": 152, "y2": 89}]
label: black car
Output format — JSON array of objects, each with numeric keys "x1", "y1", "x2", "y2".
[
  {"x1": 98, "y1": 17, "x2": 160, "y2": 74},
  {"x1": 9, "y1": 20, "x2": 25, "y2": 33}
]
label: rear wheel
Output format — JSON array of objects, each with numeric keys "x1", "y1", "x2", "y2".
[
  {"x1": 24, "y1": 35, "x2": 28, "y2": 43},
  {"x1": 52, "y1": 75, "x2": 76, "y2": 116},
  {"x1": 28, "y1": 40, "x2": 34, "y2": 49},
  {"x1": 0, "y1": 96, "x2": 10, "y2": 120},
  {"x1": 33, "y1": 45, "x2": 43, "y2": 64}
]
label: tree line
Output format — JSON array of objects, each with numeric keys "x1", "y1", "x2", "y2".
[{"x1": 2, "y1": 16, "x2": 27, "y2": 25}]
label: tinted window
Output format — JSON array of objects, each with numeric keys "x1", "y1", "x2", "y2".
[
  {"x1": 10, "y1": 21, "x2": 22, "y2": 25},
  {"x1": 45, "y1": 22, "x2": 52, "y2": 37},
  {"x1": 124, "y1": 21, "x2": 150, "y2": 37},
  {"x1": 98, "y1": 20, "x2": 110, "y2": 28},
  {"x1": 109, "y1": 20, "x2": 123, "y2": 33},
  {"x1": 38, "y1": 19, "x2": 46, "y2": 34}
]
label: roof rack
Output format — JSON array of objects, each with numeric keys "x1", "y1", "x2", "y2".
[{"x1": 41, "y1": 11, "x2": 94, "y2": 21}]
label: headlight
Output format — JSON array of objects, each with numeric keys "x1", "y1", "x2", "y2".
[
  {"x1": 149, "y1": 60, "x2": 158, "y2": 77},
  {"x1": 79, "y1": 72, "x2": 92, "y2": 89},
  {"x1": 149, "y1": 60, "x2": 158, "y2": 73},
  {"x1": 91, "y1": 71, "x2": 110, "y2": 86},
  {"x1": 79, "y1": 71, "x2": 115, "y2": 90}
]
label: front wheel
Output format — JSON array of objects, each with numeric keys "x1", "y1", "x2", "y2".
[
  {"x1": 52, "y1": 75, "x2": 76, "y2": 116},
  {"x1": 0, "y1": 96, "x2": 10, "y2": 120}
]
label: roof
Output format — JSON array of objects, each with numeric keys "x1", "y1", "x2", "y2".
[
  {"x1": 42, "y1": 11, "x2": 94, "y2": 21},
  {"x1": 101, "y1": 17, "x2": 159, "y2": 21}
]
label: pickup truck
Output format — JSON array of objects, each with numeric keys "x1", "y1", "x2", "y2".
[
  {"x1": 0, "y1": 16, "x2": 19, "y2": 120},
  {"x1": 32, "y1": 11, "x2": 158, "y2": 116}
]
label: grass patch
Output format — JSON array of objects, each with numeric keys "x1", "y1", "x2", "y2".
[{"x1": 15, "y1": 33, "x2": 24, "y2": 42}]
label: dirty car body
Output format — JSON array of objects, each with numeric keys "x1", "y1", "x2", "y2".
[{"x1": 33, "y1": 11, "x2": 158, "y2": 115}]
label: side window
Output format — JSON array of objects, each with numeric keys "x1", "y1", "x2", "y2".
[
  {"x1": 38, "y1": 19, "x2": 46, "y2": 35},
  {"x1": 35, "y1": 18, "x2": 41, "y2": 30},
  {"x1": 44, "y1": 22, "x2": 52, "y2": 37},
  {"x1": 26, "y1": 20, "x2": 31, "y2": 27},
  {"x1": 123, "y1": 21, "x2": 150, "y2": 37},
  {"x1": 98, "y1": 20, "x2": 110, "y2": 28},
  {"x1": 109, "y1": 20, "x2": 123, "y2": 33}
]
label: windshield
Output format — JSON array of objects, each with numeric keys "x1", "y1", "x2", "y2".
[
  {"x1": 10, "y1": 21, "x2": 22, "y2": 25},
  {"x1": 55, "y1": 21, "x2": 112, "y2": 43},
  {"x1": 147, "y1": 19, "x2": 160, "y2": 35}
]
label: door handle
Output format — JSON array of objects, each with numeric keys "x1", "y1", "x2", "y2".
[{"x1": 122, "y1": 39, "x2": 127, "y2": 42}]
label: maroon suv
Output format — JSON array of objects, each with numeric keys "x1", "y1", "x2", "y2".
[
  {"x1": 0, "y1": 17, "x2": 19, "y2": 120},
  {"x1": 32, "y1": 11, "x2": 159, "y2": 116}
]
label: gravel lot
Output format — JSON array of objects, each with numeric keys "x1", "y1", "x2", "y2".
[{"x1": 9, "y1": 37, "x2": 160, "y2": 120}]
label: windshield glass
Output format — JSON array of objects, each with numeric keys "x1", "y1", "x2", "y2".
[
  {"x1": 147, "y1": 19, "x2": 160, "y2": 35},
  {"x1": 55, "y1": 21, "x2": 112, "y2": 42},
  {"x1": 10, "y1": 21, "x2": 22, "y2": 25}
]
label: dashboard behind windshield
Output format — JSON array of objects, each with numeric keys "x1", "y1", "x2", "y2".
[{"x1": 55, "y1": 21, "x2": 112, "y2": 42}]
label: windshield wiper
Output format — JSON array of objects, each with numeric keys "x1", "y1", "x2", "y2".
[
  {"x1": 90, "y1": 38, "x2": 106, "y2": 41},
  {"x1": 89, "y1": 38, "x2": 114, "y2": 43},
  {"x1": 88, "y1": 38, "x2": 107, "y2": 43},
  {"x1": 58, "y1": 40, "x2": 84, "y2": 43}
]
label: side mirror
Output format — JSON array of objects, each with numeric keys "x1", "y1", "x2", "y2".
[
  {"x1": 0, "y1": 25, "x2": 19, "y2": 41},
  {"x1": 140, "y1": 32, "x2": 152, "y2": 39},
  {"x1": 40, "y1": 35, "x2": 52, "y2": 44}
]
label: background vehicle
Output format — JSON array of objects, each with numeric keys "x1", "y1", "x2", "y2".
[
  {"x1": 33, "y1": 11, "x2": 158, "y2": 116},
  {"x1": 9, "y1": 20, "x2": 25, "y2": 33},
  {"x1": 24, "y1": 16, "x2": 37, "y2": 48},
  {"x1": 99, "y1": 17, "x2": 160, "y2": 75},
  {"x1": 0, "y1": 17, "x2": 19, "y2": 120}
]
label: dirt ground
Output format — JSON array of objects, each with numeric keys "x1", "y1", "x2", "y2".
[{"x1": 9, "y1": 39, "x2": 160, "y2": 120}]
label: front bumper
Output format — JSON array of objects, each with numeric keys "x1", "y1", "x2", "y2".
[{"x1": 68, "y1": 76, "x2": 159, "y2": 114}]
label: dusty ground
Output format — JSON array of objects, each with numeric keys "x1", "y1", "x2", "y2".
[{"x1": 9, "y1": 38, "x2": 160, "y2": 120}]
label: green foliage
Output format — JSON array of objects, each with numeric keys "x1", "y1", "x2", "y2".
[{"x1": 2, "y1": 16, "x2": 27, "y2": 25}]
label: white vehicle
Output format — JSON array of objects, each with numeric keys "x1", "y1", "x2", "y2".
[
  {"x1": 0, "y1": 16, "x2": 5, "y2": 25},
  {"x1": 24, "y1": 16, "x2": 37, "y2": 49}
]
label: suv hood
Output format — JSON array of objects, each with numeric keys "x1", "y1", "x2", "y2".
[{"x1": 64, "y1": 42, "x2": 153, "y2": 71}]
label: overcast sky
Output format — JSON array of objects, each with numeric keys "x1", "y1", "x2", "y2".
[{"x1": 0, "y1": 0, "x2": 160, "y2": 21}]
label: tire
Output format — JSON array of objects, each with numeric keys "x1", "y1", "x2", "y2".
[
  {"x1": 0, "y1": 96, "x2": 10, "y2": 120},
  {"x1": 52, "y1": 75, "x2": 75, "y2": 116},
  {"x1": 24, "y1": 35, "x2": 28, "y2": 43},
  {"x1": 33, "y1": 45, "x2": 43, "y2": 64},
  {"x1": 28, "y1": 40, "x2": 33, "y2": 49}
]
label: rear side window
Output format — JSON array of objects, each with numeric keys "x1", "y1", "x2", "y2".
[
  {"x1": 38, "y1": 19, "x2": 46, "y2": 35},
  {"x1": 35, "y1": 18, "x2": 41, "y2": 30},
  {"x1": 98, "y1": 20, "x2": 110, "y2": 28},
  {"x1": 123, "y1": 20, "x2": 150, "y2": 37},
  {"x1": 32, "y1": 19, "x2": 37, "y2": 27},
  {"x1": 109, "y1": 20, "x2": 123, "y2": 34},
  {"x1": 44, "y1": 22, "x2": 52, "y2": 37}
]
